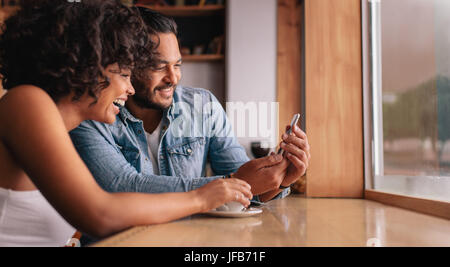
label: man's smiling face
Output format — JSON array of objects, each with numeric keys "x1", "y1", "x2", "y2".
[{"x1": 131, "y1": 33, "x2": 182, "y2": 110}]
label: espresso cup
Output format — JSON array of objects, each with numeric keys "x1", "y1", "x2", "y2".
[
  {"x1": 216, "y1": 201, "x2": 245, "y2": 212},
  {"x1": 226, "y1": 201, "x2": 245, "y2": 212}
]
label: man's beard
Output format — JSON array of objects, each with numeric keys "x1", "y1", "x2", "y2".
[{"x1": 131, "y1": 80, "x2": 175, "y2": 111}]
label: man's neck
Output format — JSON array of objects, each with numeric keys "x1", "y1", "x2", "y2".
[{"x1": 126, "y1": 98, "x2": 163, "y2": 134}]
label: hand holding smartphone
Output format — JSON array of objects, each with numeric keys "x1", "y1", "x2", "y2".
[{"x1": 277, "y1": 113, "x2": 301, "y2": 155}]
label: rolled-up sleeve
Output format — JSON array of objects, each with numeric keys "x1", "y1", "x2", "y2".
[{"x1": 205, "y1": 92, "x2": 250, "y2": 175}]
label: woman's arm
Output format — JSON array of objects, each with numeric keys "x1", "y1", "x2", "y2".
[{"x1": 0, "y1": 86, "x2": 252, "y2": 237}]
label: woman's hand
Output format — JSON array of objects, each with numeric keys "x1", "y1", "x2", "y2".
[{"x1": 193, "y1": 178, "x2": 253, "y2": 213}]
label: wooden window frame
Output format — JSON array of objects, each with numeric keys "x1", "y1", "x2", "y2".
[
  {"x1": 361, "y1": 0, "x2": 450, "y2": 220},
  {"x1": 277, "y1": 0, "x2": 450, "y2": 219},
  {"x1": 365, "y1": 189, "x2": 450, "y2": 220}
]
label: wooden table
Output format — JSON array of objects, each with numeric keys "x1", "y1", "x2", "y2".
[{"x1": 92, "y1": 195, "x2": 450, "y2": 247}]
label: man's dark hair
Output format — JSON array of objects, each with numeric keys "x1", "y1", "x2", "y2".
[
  {"x1": 137, "y1": 7, "x2": 178, "y2": 36},
  {"x1": 0, "y1": 0, "x2": 155, "y2": 103}
]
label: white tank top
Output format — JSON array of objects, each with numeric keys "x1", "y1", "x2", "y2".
[{"x1": 0, "y1": 188, "x2": 75, "y2": 247}]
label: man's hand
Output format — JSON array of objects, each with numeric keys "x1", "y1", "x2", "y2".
[
  {"x1": 257, "y1": 125, "x2": 310, "y2": 202},
  {"x1": 232, "y1": 153, "x2": 289, "y2": 195},
  {"x1": 279, "y1": 124, "x2": 311, "y2": 187}
]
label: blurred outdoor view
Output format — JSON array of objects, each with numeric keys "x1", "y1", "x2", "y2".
[
  {"x1": 375, "y1": 0, "x2": 450, "y2": 201},
  {"x1": 381, "y1": 0, "x2": 450, "y2": 177}
]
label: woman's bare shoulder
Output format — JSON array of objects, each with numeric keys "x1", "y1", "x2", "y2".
[
  {"x1": 0, "y1": 85, "x2": 60, "y2": 135},
  {"x1": 1, "y1": 84, "x2": 53, "y2": 102},
  {"x1": 0, "y1": 85, "x2": 57, "y2": 112}
]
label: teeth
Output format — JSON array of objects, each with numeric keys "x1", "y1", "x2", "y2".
[{"x1": 113, "y1": 99, "x2": 125, "y2": 106}]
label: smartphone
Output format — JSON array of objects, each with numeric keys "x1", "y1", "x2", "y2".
[{"x1": 277, "y1": 113, "x2": 301, "y2": 154}]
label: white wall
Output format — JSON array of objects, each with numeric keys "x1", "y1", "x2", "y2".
[
  {"x1": 226, "y1": 0, "x2": 278, "y2": 157},
  {"x1": 180, "y1": 62, "x2": 225, "y2": 103}
]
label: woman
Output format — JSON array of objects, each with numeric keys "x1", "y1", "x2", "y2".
[{"x1": 0, "y1": 0, "x2": 252, "y2": 246}]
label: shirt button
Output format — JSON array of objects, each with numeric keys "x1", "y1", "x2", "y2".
[
  {"x1": 187, "y1": 148, "x2": 192, "y2": 154},
  {"x1": 137, "y1": 130, "x2": 142, "y2": 134},
  {"x1": 145, "y1": 158, "x2": 148, "y2": 161},
  {"x1": 160, "y1": 155, "x2": 164, "y2": 160}
]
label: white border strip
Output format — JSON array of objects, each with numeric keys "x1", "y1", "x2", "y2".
[{"x1": 369, "y1": 0, "x2": 384, "y2": 177}]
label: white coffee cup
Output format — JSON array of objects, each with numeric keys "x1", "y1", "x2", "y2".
[{"x1": 216, "y1": 201, "x2": 245, "y2": 212}]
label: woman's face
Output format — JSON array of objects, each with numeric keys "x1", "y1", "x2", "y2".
[{"x1": 89, "y1": 63, "x2": 135, "y2": 124}]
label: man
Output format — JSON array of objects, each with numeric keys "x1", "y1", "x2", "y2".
[{"x1": 70, "y1": 8, "x2": 310, "y2": 203}]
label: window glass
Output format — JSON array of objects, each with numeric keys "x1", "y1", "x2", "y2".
[{"x1": 370, "y1": 0, "x2": 450, "y2": 202}]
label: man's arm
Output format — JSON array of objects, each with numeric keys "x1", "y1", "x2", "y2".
[
  {"x1": 70, "y1": 121, "x2": 221, "y2": 194},
  {"x1": 204, "y1": 92, "x2": 290, "y2": 201}
]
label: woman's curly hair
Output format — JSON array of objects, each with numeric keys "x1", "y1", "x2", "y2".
[{"x1": 0, "y1": 0, "x2": 155, "y2": 102}]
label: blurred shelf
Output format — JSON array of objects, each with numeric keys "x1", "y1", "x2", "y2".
[
  {"x1": 182, "y1": 54, "x2": 224, "y2": 62},
  {"x1": 0, "y1": 6, "x2": 20, "y2": 22},
  {"x1": 135, "y1": 4, "x2": 225, "y2": 17}
]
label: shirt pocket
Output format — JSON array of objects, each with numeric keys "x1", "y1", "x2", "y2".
[
  {"x1": 116, "y1": 144, "x2": 140, "y2": 168},
  {"x1": 166, "y1": 137, "x2": 206, "y2": 177}
]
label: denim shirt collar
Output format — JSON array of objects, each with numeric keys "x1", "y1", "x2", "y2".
[{"x1": 118, "y1": 106, "x2": 140, "y2": 126}]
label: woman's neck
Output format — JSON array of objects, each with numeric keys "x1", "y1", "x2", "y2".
[{"x1": 56, "y1": 97, "x2": 85, "y2": 131}]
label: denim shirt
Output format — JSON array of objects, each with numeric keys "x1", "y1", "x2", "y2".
[{"x1": 70, "y1": 86, "x2": 290, "y2": 199}]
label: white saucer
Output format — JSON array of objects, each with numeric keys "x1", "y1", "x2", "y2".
[{"x1": 203, "y1": 207, "x2": 263, "y2": 218}]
